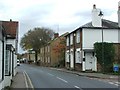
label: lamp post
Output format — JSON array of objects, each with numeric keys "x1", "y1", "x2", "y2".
[{"x1": 99, "y1": 11, "x2": 104, "y2": 73}]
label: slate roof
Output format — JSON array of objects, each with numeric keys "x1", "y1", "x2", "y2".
[
  {"x1": 1, "y1": 20, "x2": 18, "y2": 38},
  {"x1": 66, "y1": 19, "x2": 119, "y2": 36},
  {"x1": 81, "y1": 19, "x2": 118, "y2": 28}
]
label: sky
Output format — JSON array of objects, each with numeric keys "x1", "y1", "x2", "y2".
[{"x1": 0, "y1": 0, "x2": 119, "y2": 53}]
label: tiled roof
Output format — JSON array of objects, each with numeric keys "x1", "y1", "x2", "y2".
[
  {"x1": 81, "y1": 19, "x2": 118, "y2": 28},
  {"x1": 1, "y1": 20, "x2": 18, "y2": 38}
]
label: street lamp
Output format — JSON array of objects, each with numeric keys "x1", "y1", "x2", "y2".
[{"x1": 99, "y1": 10, "x2": 104, "y2": 73}]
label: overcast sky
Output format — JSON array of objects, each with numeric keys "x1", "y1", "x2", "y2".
[{"x1": 0, "y1": 0, "x2": 119, "y2": 53}]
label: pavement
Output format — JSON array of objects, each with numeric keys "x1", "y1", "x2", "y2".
[
  {"x1": 10, "y1": 64, "x2": 119, "y2": 89},
  {"x1": 10, "y1": 69, "x2": 26, "y2": 89},
  {"x1": 50, "y1": 68, "x2": 119, "y2": 80}
]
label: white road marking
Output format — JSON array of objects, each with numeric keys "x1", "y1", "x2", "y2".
[
  {"x1": 57, "y1": 77, "x2": 68, "y2": 83},
  {"x1": 74, "y1": 85, "x2": 80, "y2": 89},
  {"x1": 115, "y1": 82, "x2": 118, "y2": 84},
  {"x1": 109, "y1": 82, "x2": 114, "y2": 85},
  {"x1": 114, "y1": 84, "x2": 119, "y2": 86},
  {"x1": 48, "y1": 73, "x2": 54, "y2": 76},
  {"x1": 23, "y1": 71, "x2": 28, "y2": 88},
  {"x1": 24, "y1": 71, "x2": 34, "y2": 89}
]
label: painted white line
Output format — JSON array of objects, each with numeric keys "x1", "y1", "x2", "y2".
[
  {"x1": 57, "y1": 77, "x2": 68, "y2": 83},
  {"x1": 115, "y1": 82, "x2": 119, "y2": 84},
  {"x1": 57, "y1": 69, "x2": 62, "y2": 70},
  {"x1": 24, "y1": 71, "x2": 34, "y2": 89},
  {"x1": 74, "y1": 85, "x2": 80, "y2": 89},
  {"x1": 109, "y1": 82, "x2": 114, "y2": 85},
  {"x1": 23, "y1": 71, "x2": 28, "y2": 88},
  {"x1": 48, "y1": 73, "x2": 54, "y2": 76},
  {"x1": 114, "y1": 84, "x2": 119, "y2": 86}
]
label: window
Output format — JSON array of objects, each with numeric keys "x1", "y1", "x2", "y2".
[
  {"x1": 66, "y1": 36, "x2": 69, "y2": 46},
  {"x1": 66, "y1": 51, "x2": 69, "y2": 62},
  {"x1": 75, "y1": 50, "x2": 81, "y2": 63},
  {"x1": 5, "y1": 50, "x2": 10, "y2": 75},
  {"x1": 46, "y1": 57, "x2": 47, "y2": 63},
  {"x1": 48, "y1": 57, "x2": 50, "y2": 63},
  {"x1": 48, "y1": 46, "x2": 50, "y2": 52},
  {"x1": 76, "y1": 30, "x2": 80, "y2": 43},
  {"x1": 70, "y1": 34, "x2": 73, "y2": 45},
  {"x1": 40, "y1": 48, "x2": 42, "y2": 53}
]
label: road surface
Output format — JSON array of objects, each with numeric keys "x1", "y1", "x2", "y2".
[{"x1": 18, "y1": 64, "x2": 119, "y2": 90}]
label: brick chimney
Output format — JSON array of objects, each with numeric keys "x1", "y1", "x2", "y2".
[
  {"x1": 54, "y1": 33, "x2": 59, "y2": 38},
  {"x1": 92, "y1": 4, "x2": 102, "y2": 27}
]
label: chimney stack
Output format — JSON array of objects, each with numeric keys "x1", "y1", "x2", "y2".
[
  {"x1": 54, "y1": 33, "x2": 59, "y2": 38},
  {"x1": 118, "y1": 1, "x2": 120, "y2": 27},
  {"x1": 10, "y1": 19, "x2": 12, "y2": 22},
  {"x1": 92, "y1": 4, "x2": 102, "y2": 27}
]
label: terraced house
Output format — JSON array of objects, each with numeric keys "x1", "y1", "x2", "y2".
[
  {"x1": 0, "y1": 20, "x2": 18, "y2": 89},
  {"x1": 38, "y1": 33, "x2": 68, "y2": 67},
  {"x1": 65, "y1": 4, "x2": 120, "y2": 72}
]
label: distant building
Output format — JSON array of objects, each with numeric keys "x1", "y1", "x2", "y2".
[
  {"x1": 65, "y1": 4, "x2": 120, "y2": 71},
  {"x1": 38, "y1": 32, "x2": 68, "y2": 67}
]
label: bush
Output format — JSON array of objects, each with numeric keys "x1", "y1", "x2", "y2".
[{"x1": 94, "y1": 42, "x2": 115, "y2": 73}]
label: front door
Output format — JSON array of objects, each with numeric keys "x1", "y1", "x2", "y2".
[{"x1": 85, "y1": 52, "x2": 94, "y2": 70}]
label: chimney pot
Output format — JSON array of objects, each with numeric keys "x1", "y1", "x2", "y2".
[
  {"x1": 10, "y1": 19, "x2": 12, "y2": 22},
  {"x1": 54, "y1": 33, "x2": 59, "y2": 38},
  {"x1": 93, "y1": 4, "x2": 96, "y2": 9},
  {"x1": 119, "y1": 6, "x2": 120, "y2": 10}
]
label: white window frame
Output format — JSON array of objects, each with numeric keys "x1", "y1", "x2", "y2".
[
  {"x1": 48, "y1": 46, "x2": 50, "y2": 52},
  {"x1": 66, "y1": 50, "x2": 70, "y2": 62},
  {"x1": 76, "y1": 30, "x2": 80, "y2": 43},
  {"x1": 48, "y1": 57, "x2": 50, "y2": 63},
  {"x1": 70, "y1": 34, "x2": 73, "y2": 45},
  {"x1": 5, "y1": 50, "x2": 10, "y2": 75},
  {"x1": 75, "y1": 50, "x2": 81, "y2": 63},
  {"x1": 66, "y1": 36, "x2": 69, "y2": 46}
]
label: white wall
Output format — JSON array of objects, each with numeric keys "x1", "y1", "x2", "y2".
[
  {"x1": 14, "y1": 55, "x2": 17, "y2": 76},
  {"x1": 0, "y1": 41, "x2": 2, "y2": 82},
  {"x1": 6, "y1": 39, "x2": 16, "y2": 48},
  {"x1": 118, "y1": 29, "x2": 120, "y2": 43},
  {"x1": 0, "y1": 41, "x2": 3, "y2": 90},
  {"x1": 4, "y1": 76, "x2": 11, "y2": 87},
  {"x1": 82, "y1": 28, "x2": 119, "y2": 49},
  {"x1": 82, "y1": 28, "x2": 101, "y2": 49},
  {"x1": 103, "y1": 29, "x2": 118, "y2": 43}
]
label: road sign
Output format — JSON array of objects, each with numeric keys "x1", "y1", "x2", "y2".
[{"x1": 113, "y1": 64, "x2": 119, "y2": 72}]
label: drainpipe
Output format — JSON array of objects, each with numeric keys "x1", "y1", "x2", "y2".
[
  {"x1": 2, "y1": 40, "x2": 4, "y2": 80},
  {"x1": 73, "y1": 33, "x2": 76, "y2": 70}
]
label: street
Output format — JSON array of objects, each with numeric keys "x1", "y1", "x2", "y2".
[{"x1": 18, "y1": 64, "x2": 118, "y2": 89}]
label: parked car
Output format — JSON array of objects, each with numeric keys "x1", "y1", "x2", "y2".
[{"x1": 17, "y1": 60, "x2": 20, "y2": 66}]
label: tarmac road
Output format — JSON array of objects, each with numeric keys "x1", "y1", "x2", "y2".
[{"x1": 18, "y1": 64, "x2": 118, "y2": 90}]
